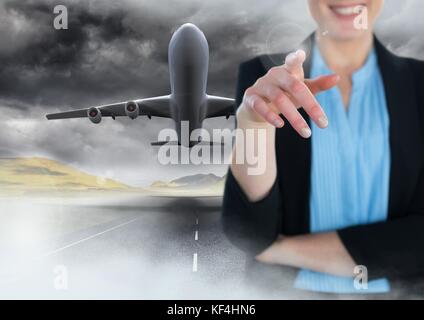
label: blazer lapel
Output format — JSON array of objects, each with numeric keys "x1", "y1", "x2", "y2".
[{"x1": 375, "y1": 38, "x2": 423, "y2": 218}]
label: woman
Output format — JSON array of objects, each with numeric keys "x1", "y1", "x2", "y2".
[{"x1": 223, "y1": 0, "x2": 424, "y2": 294}]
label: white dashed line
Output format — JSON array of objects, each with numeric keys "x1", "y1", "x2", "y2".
[
  {"x1": 192, "y1": 217, "x2": 199, "y2": 272},
  {"x1": 193, "y1": 253, "x2": 198, "y2": 272},
  {"x1": 41, "y1": 217, "x2": 139, "y2": 258}
]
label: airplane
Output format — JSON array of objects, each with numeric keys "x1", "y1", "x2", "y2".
[{"x1": 46, "y1": 23, "x2": 235, "y2": 147}]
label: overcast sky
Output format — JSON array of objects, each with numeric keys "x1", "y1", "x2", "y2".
[{"x1": 0, "y1": 0, "x2": 423, "y2": 186}]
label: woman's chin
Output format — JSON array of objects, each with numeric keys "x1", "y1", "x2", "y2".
[{"x1": 324, "y1": 25, "x2": 370, "y2": 41}]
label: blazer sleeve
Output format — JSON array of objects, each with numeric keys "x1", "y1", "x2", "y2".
[
  {"x1": 338, "y1": 58, "x2": 424, "y2": 281},
  {"x1": 337, "y1": 167, "x2": 424, "y2": 280},
  {"x1": 222, "y1": 58, "x2": 283, "y2": 258}
]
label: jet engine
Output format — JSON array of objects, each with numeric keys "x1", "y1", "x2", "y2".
[
  {"x1": 87, "y1": 107, "x2": 102, "y2": 124},
  {"x1": 125, "y1": 101, "x2": 139, "y2": 119}
]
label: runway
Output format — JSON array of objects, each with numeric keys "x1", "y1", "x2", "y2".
[
  {"x1": 0, "y1": 195, "x2": 250, "y2": 299},
  {"x1": 1, "y1": 194, "x2": 416, "y2": 299}
]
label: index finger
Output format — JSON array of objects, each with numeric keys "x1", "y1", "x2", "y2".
[
  {"x1": 284, "y1": 51, "x2": 328, "y2": 127},
  {"x1": 270, "y1": 68, "x2": 329, "y2": 129},
  {"x1": 284, "y1": 49, "x2": 305, "y2": 79}
]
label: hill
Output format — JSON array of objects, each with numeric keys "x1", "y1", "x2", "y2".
[
  {"x1": 148, "y1": 173, "x2": 225, "y2": 197},
  {"x1": 0, "y1": 157, "x2": 129, "y2": 191}
]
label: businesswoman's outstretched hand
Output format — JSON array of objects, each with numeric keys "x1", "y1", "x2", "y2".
[
  {"x1": 232, "y1": 50, "x2": 340, "y2": 202},
  {"x1": 237, "y1": 50, "x2": 339, "y2": 138}
]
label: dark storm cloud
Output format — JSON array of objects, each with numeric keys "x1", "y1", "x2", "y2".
[
  {"x1": 0, "y1": 0, "x2": 423, "y2": 185},
  {"x1": 0, "y1": 0, "x2": 169, "y2": 106},
  {"x1": 1, "y1": 0, "x2": 422, "y2": 108},
  {"x1": 0, "y1": 0, "x2": 317, "y2": 108}
]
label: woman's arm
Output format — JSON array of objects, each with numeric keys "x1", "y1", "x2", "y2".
[
  {"x1": 336, "y1": 166, "x2": 424, "y2": 279},
  {"x1": 232, "y1": 50, "x2": 338, "y2": 201},
  {"x1": 223, "y1": 51, "x2": 338, "y2": 256},
  {"x1": 255, "y1": 167, "x2": 424, "y2": 280},
  {"x1": 222, "y1": 59, "x2": 281, "y2": 255},
  {"x1": 256, "y1": 232, "x2": 356, "y2": 277}
]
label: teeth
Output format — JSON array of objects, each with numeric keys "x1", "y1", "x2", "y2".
[{"x1": 332, "y1": 6, "x2": 360, "y2": 15}]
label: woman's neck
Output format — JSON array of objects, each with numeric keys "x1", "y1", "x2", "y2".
[
  {"x1": 315, "y1": 30, "x2": 374, "y2": 76},
  {"x1": 314, "y1": 30, "x2": 374, "y2": 109}
]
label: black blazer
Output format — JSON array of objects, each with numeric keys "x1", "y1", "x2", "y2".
[{"x1": 222, "y1": 35, "x2": 424, "y2": 281}]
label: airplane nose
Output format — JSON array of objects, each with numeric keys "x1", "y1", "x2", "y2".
[
  {"x1": 169, "y1": 23, "x2": 209, "y2": 66},
  {"x1": 174, "y1": 23, "x2": 205, "y2": 41},
  {"x1": 178, "y1": 23, "x2": 200, "y2": 34},
  {"x1": 170, "y1": 23, "x2": 207, "y2": 51}
]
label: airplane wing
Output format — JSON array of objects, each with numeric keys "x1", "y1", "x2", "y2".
[
  {"x1": 205, "y1": 95, "x2": 236, "y2": 119},
  {"x1": 46, "y1": 95, "x2": 172, "y2": 120}
]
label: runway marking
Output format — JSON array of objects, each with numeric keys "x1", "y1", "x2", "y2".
[
  {"x1": 192, "y1": 253, "x2": 198, "y2": 272},
  {"x1": 41, "y1": 217, "x2": 139, "y2": 258},
  {"x1": 196, "y1": 218, "x2": 198, "y2": 225},
  {"x1": 195, "y1": 230, "x2": 198, "y2": 241}
]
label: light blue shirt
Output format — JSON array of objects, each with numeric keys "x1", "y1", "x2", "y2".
[{"x1": 294, "y1": 44, "x2": 391, "y2": 294}]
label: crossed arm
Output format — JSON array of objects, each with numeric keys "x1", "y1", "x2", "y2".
[{"x1": 255, "y1": 232, "x2": 356, "y2": 277}]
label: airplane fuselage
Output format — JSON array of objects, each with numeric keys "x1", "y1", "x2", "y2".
[{"x1": 168, "y1": 23, "x2": 209, "y2": 145}]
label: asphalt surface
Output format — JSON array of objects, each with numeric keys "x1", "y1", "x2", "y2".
[
  {"x1": 0, "y1": 195, "x2": 253, "y2": 299},
  {"x1": 2, "y1": 195, "x2": 416, "y2": 299}
]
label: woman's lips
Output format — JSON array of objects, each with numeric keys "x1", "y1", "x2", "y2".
[{"x1": 329, "y1": 3, "x2": 366, "y2": 20}]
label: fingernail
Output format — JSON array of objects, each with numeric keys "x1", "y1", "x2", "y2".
[
  {"x1": 286, "y1": 52, "x2": 296, "y2": 63},
  {"x1": 274, "y1": 119, "x2": 284, "y2": 128},
  {"x1": 301, "y1": 127, "x2": 312, "y2": 138},
  {"x1": 318, "y1": 116, "x2": 329, "y2": 128},
  {"x1": 295, "y1": 49, "x2": 305, "y2": 59}
]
